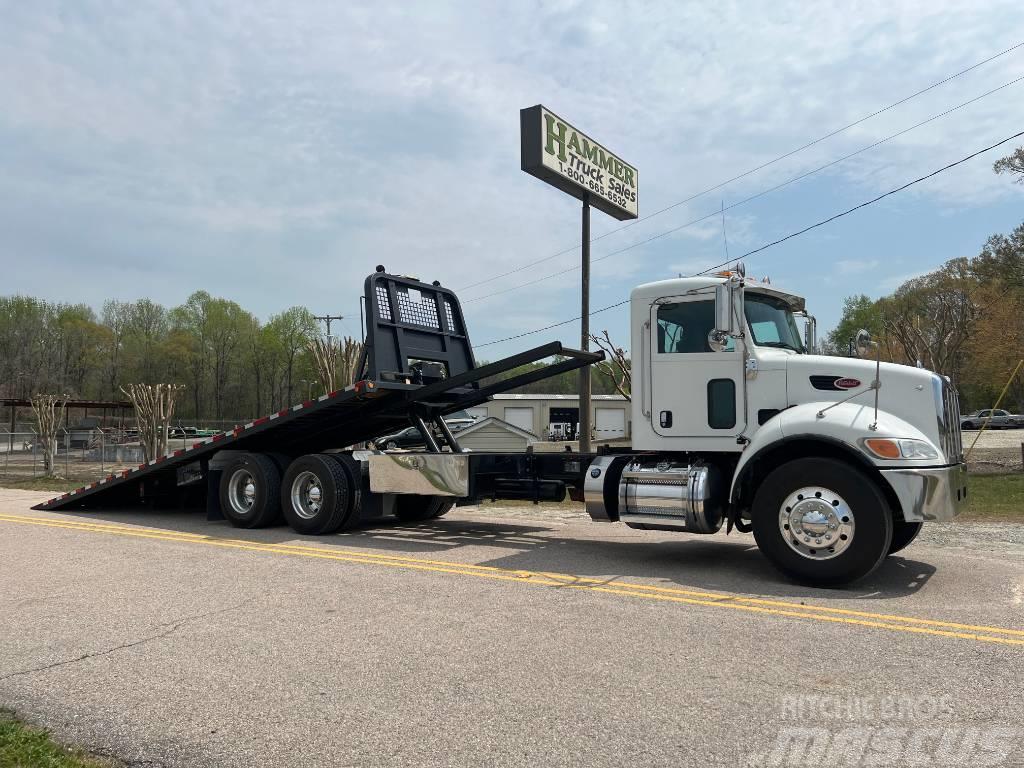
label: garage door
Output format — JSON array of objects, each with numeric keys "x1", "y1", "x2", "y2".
[
  {"x1": 503, "y1": 407, "x2": 535, "y2": 434},
  {"x1": 595, "y1": 407, "x2": 626, "y2": 439}
]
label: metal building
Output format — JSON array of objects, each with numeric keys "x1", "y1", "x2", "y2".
[{"x1": 462, "y1": 394, "x2": 629, "y2": 443}]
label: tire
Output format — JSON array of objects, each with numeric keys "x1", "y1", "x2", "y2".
[
  {"x1": 281, "y1": 454, "x2": 352, "y2": 535},
  {"x1": 888, "y1": 521, "x2": 923, "y2": 555},
  {"x1": 219, "y1": 453, "x2": 283, "y2": 529},
  {"x1": 266, "y1": 453, "x2": 293, "y2": 474},
  {"x1": 431, "y1": 499, "x2": 455, "y2": 519},
  {"x1": 751, "y1": 457, "x2": 893, "y2": 586},
  {"x1": 394, "y1": 495, "x2": 454, "y2": 523},
  {"x1": 329, "y1": 454, "x2": 364, "y2": 531},
  {"x1": 385, "y1": 440, "x2": 398, "y2": 450},
  {"x1": 962, "y1": 421, "x2": 976, "y2": 430}
]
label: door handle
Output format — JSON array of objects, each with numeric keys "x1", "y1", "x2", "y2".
[
  {"x1": 642, "y1": 319, "x2": 652, "y2": 417},
  {"x1": 660, "y1": 410, "x2": 673, "y2": 429}
]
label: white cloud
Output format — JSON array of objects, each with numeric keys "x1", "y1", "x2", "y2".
[{"x1": 1, "y1": 0, "x2": 1022, "y2": 347}]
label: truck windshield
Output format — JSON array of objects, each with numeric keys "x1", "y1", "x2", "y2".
[{"x1": 745, "y1": 294, "x2": 805, "y2": 352}]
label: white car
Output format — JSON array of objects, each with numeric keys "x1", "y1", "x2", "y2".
[{"x1": 959, "y1": 409, "x2": 1022, "y2": 430}]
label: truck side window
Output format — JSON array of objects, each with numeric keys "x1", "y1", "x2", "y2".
[{"x1": 657, "y1": 300, "x2": 732, "y2": 353}]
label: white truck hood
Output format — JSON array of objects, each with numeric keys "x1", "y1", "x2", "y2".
[{"x1": 785, "y1": 354, "x2": 945, "y2": 453}]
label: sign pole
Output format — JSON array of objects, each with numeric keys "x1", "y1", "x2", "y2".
[
  {"x1": 519, "y1": 104, "x2": 638, "y2": 453},
  {"x1": 579, "y1": 194, "x2": 592, "y2": 453}
]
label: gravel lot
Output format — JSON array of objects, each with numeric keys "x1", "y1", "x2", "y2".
[{"x1": 963, "y1": 427, "x2": 1024, "y2": 473}]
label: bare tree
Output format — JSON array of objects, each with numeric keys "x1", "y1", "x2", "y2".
[
  {"x1": 121, "y1": 384, "x2": 185, "y2": 462},
  {"x1": 30, "y1": 394, "x2": 68, "y2": 477},
  {"x1": 878, "y1": 259, "x2": 982, "y2": 378},
  {"x1": 308, "y1": 337, "x2": 338, "y2": 395},
  {"x1": 338, "y1": 337, "x2": 363, "y2": 389},
  {"x1": 308, "y1": 335, "x2": 364, "y2": 395},
  {"x1": 589, "y1": 330, "x2": 631, "y2": 400}
]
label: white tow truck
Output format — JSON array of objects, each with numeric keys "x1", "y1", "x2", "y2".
[{"x1": 42, "y1": 266, "x2": 967, "y2": 586}]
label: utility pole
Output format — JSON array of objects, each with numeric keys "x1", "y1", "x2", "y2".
[
  {"x1": 579, "y1": 195, "x2": 592, "y2": 453},
  {"x1": 313, "y1": 314, "x2": 345, "y2": 343}
]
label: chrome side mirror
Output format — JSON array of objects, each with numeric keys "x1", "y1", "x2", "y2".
[
  {"x1": 710, "y1": 274, "x2": 744, "y2": 352},
  {"x1": 855, "y1": 328, "x2": 875, "y2": 357}
]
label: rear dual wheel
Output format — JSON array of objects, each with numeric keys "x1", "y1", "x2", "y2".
[
  {"x1": 281, "y1": 453, "x2": 363, "y2": 535},
  {"x1": 220, "y1": 454, "x2": 284, "y2": 528}
]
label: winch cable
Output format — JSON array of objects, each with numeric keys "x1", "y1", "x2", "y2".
[{"x1": 965, "y1": 358, "x2": 1024, "y2": 461}]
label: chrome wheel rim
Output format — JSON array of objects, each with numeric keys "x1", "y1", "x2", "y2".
[
  {"x1": 778, "y1": 486, "x2": 854, "y2": 560},
  {"x1": 291, "y1": 471, "x2": 323, "y2": 520},
  {"x1": 227, "y1": 470, "x2": 257, "y2": 515}
]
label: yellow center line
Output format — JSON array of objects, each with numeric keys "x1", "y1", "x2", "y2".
[
  {"x1": 5, "y1": 513, "x2": 1024, "y2": 638},
  {"x1": 2, "y1": 512, "x2": 1022, "y2": 647}
]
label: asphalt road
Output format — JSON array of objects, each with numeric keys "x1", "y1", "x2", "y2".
[{"x1": 1, "y1": 488, "x2": 1023, "y2": 768}]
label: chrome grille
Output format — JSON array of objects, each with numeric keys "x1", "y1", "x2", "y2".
[{"x1": 935, "y1": 376, "x2": 963, "y2": 463}]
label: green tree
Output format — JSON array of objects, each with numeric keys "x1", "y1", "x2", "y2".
[
  {"x1": 993, "y1": 146, "x2": 1024, "y2": 183},
  {"x1": 266, "y1": 307, "x2": 317, "y2": 407},
  {"x1": 825, "y1": 295, "x2": 883, "y2": 355}
]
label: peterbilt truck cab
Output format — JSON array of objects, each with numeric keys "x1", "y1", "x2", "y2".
[{"x1": 585, "y1": 267, "x2": 967, "y2": 585}]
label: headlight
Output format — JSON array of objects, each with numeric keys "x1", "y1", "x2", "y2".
[{"x1": 862, "y1": 438, "x2": 939, "y2": 460}]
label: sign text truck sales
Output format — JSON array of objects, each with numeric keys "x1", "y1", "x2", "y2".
[{"x1": 520, "y1": 105, "x2": 638, "y2": 221}]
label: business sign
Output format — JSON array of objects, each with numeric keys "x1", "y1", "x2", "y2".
[{"x1": 520, "y1": 105, "x2": 638, "y2": 221}]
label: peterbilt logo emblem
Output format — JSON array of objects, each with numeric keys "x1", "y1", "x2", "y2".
[{"x1": 834, "y1": 378, "x2": 861, "y2": 390}]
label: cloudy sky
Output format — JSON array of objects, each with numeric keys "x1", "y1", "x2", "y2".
[{"x1": 3, "y1": 0, "x2": 1024, "y2": 358}]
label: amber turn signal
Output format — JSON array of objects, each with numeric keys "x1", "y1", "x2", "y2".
[{"x1": 863, "y1": 438, "x2": 901, "y2": 459}]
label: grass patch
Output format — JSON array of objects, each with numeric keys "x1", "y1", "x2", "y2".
[
  {"x1": 0, "y1": 477, "x2": 91, "y2": 492},
  {"x1": 0, "y1": 709, "x2": 110, "y2": 767},
  {"x1": 961, "y1": 473, "x2": 1024, "y2": 522}
]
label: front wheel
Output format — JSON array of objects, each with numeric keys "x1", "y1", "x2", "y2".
[
  {"x1": 888, "y1": 521, "x2": 922, "y2": 555},
  {"x1": 752, "y1": 458, "x2": 893, "y2": 586}
]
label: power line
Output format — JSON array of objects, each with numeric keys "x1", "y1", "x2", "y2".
[
  {"x1": 697, "y1": 128, "x2": 1024, "y2": 275},
  {"x1": 457, "y1": 40, "x2": 1024, "y2": 293},
  {"x1": 463, "y1": 73, "x2": 1024, "y2": 305},
  {"x1": 475, "y1": 298, "x2": 631, "y2": 348},
  {"x1": 475, "y1": 128, "x2": 1024, "y2": 349}
]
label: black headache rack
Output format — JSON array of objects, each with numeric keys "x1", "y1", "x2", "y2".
[{"x1": 36, "y1": 268, "x2": 603, "y2": 512}]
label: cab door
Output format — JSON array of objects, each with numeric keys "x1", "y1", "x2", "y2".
[{"x1": 648, "y1": 296, "x2": 744, "y2": 439}]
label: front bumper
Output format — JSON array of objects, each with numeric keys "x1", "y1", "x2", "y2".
[{"x1": 880, "y1": 463, "x2": 968, "y2": 522}]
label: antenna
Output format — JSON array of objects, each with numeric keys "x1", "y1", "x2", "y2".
[{"x1": 720, "y1": 200, "x2": 730, "y2": 262}]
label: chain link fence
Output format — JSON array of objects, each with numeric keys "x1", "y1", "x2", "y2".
[{"x1": 0, "y1": 427, "x2": 203, "y2": 481}]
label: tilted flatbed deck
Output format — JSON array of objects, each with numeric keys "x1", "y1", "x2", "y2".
[{"x1": 36, "y1": 270, "x2": 602, "y2": 513}]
